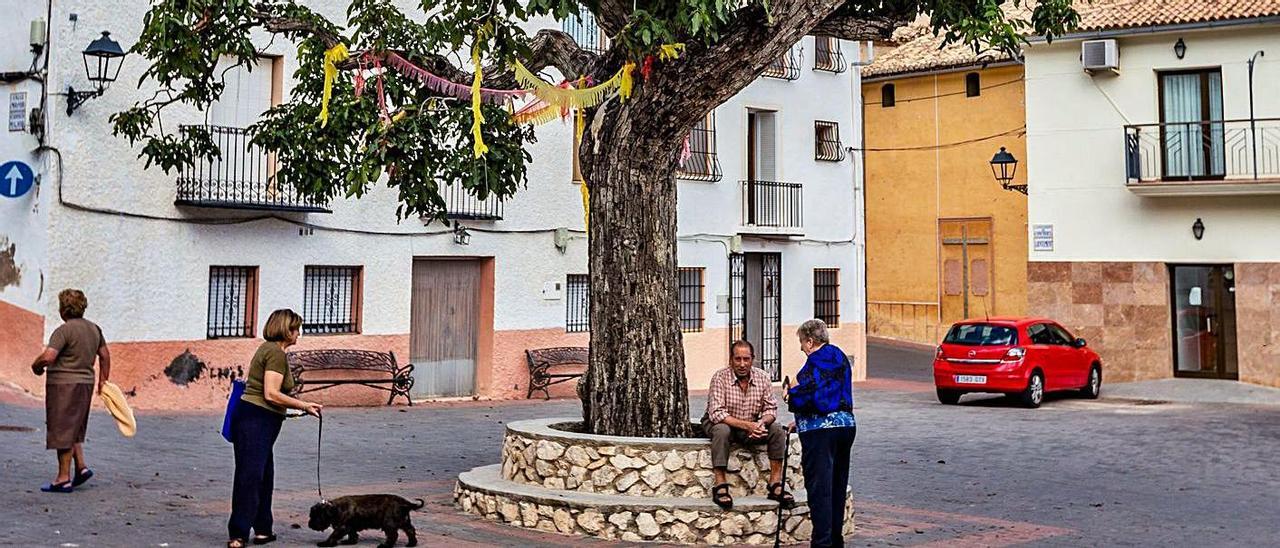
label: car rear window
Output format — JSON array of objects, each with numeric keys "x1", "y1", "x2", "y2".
[{"x1": 944, "y1": 324, "x2": 1018, "y2": 346}]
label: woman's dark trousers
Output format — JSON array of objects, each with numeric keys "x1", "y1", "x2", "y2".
[
  {"x1": 800, "y1": 425, "x2": 857, "y2": 547},
  {"x1": 228, "y1": 403, "x2": 285, "y2": 540}
]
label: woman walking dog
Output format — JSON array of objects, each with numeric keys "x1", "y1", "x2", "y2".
[{"x1": 227, "y1": 309, "x2": 323, "y2": 548}]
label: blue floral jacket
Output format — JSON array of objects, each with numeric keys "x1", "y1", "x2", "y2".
[{"x1": 787, "y1": 344, "x2": 855, "y2": 431}]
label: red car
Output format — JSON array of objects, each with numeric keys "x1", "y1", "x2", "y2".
[{"x1": 933, "y1": 318, "x2": 1102, "y2": 408}]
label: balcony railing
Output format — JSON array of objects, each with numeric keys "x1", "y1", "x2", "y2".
[
  {"x1": 762, "y1": 47, "x2": 801, "y2": 81},
  {"x1": 562, "y1": 11, "x2": 609, "y2": 54},
  {"x1": 741, "y1": 180, "x2": 803, "y2": 231},
  {"x1": 1125, "y1": 118, "x2": 1280, "y2": 189},
  {"x1": 176, "y1": 125, "x2": 330, "y2": 212},
  {"x1": 813, "y1": 37, "x2": 847, "y2": 73},
  {"x1": 443, "y1": 183, "x2": 503, "y2": 221}
]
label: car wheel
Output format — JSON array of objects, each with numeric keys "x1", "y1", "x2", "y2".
[
  {"x1": 1020, "y1": 371, "x2": 1044, "y2": 408},
  {"x1": 1079, "y1": 365, "x2": 1101, "y2": 399},
  {"x1": 937, "y1": 388, "x2": 962, "y2": 405}
]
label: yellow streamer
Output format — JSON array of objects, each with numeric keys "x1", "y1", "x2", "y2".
[
  {"x1": 512, "y1": 102, "x2": 561, "y2": 125},
  {"x1": 319, "y1": 44, "x2": 350, "y2": 127},
  {"x1": 658, "y1": 43, "x2": 686, "y2": 61},
  {"x1": 619, "y1": 62, "x2": 635, "y2": 101},
  {"x1": 513, "y1": 60, "x2": 631, "y2": 110},
  {"x1": 471, "y1": 48, "x2": 489, "y2": 157},
  {"x1": 576, "y1": 109, "x2": 589, "y2": 230}
]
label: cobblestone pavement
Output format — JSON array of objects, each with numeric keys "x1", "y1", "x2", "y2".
[{"x1": 1, "y1": 343, "x2": 1277, "y2": 547}]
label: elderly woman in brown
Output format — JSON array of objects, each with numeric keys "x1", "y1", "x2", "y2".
[
  {"x1": 30, "y1": 289, "x2": 111, "y2": 493},
  {"x1": 227, "y1": 309, "x2": 323, "y2": 548}
]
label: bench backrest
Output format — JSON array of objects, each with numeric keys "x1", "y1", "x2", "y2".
[
  {"x1": 526, "y1": 347, "x2": 589, "y2": 368},
  {"x1": 287, "y1": 349, "x2": 398, "y2": 378}
]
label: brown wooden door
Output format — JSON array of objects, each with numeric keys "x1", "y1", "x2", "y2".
[
  {"x1": 939, "y1": 218, "x2": 993, "y2": 327},
  {"x1": 410, "y1": 259, "x2": 480, "y2": 397}
]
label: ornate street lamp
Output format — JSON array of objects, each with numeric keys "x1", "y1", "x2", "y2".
[
  {"x1": 1174, "y1": 38, "x2": 1187, "y2": 60},
  {"x1": 1192, "y1": 218, "x2": 1205, "y2": 240},
  {"x1": 66, "y1": 31, "x2": 127, "y2": 115},
  {"x1": 990, "y1": 147, "x2": 1025, "y2": 194}
]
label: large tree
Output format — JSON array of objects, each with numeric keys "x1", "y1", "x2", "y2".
[{"x1": 116, "y1": 0, "x2": 1077, "y2": 437}]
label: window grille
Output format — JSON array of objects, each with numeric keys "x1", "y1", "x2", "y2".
[
  {"x1": 763, "y1": 47, "x2": 801, "y2": 80},
  {"x1": 815, "y1": 121, "x2": 846, "y2": 162},
  {"x1": 813, "y1": 36, "x2": 847, "y2": 73},
  {"x1": 814, "y1": 268, "x2": 840, "y2": 327},
  {"x1": 881, "y1": 84, "x2": 896, "y2": 107},
  {"x1": 678, "y1": 267, "x2": 705, "y2": 332},
  {"x1": 208, "y1": 266, "x2": 258, "y2": 339},
  {"x1": 566, "y1": 274, "x2": 590, "y2": 332},
  {"x1": 966, "y1": 72, "x2": 981, "y2": 97},
  {"x1": 562, "y1": 10, "x2": 609, "y2": 54},
  {"x1": 302, "y1": 266, "x2": 362, "y2": 334},
  {"x1": 443, "y1": 184, "x2": 503, "y2": 220},
  {"x1": 677, "y1": 112, "x2": 723, "y2": 182}
]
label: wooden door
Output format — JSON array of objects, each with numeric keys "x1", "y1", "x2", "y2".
[
  {"x1": 410, "y1": 259, "x2": 480, "y2": 397},
  {"x1": 939, "y1": 218, "x2": 993, "y2": 327}
]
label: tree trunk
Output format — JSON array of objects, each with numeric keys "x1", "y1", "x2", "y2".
[{"x1": 579, "y1": 96, "x2": 691, "y2": 438}]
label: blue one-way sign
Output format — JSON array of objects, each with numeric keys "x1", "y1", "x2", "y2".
[{"x1": 0, "y1": 160, "x2": 34, "y2": 198}]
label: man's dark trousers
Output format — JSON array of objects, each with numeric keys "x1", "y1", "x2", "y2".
[{"x1": 799, "y1": 425, "x2": 857, "y2": 547}]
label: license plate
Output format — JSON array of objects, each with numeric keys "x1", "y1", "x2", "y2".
[{"x1": 955, "y1": 375, "x2": 987, "y2": 384}]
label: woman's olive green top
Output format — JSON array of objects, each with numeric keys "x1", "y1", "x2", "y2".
[{"x1": 240, "y1": 341, "x2": 295, "y2": 415}]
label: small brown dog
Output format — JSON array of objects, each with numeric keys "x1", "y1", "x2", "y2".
[{"x1": 308, "y1": 494, "x2": 424, "y2": 548}]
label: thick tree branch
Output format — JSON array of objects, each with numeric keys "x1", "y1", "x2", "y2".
[
  {"x1": 811, "y1": 11, "x2": 913, "y2": 41},
  {"x1": 589, "y1": 0, "x2": 631, "y2": 36}
]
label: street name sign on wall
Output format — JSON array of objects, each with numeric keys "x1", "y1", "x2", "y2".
[
  {"x1": 0, "y1": 160, "x2": 34, "y2": 198},
  {"x1": 1032, "y1": 224, "x2": 1054, "y2": 252}
]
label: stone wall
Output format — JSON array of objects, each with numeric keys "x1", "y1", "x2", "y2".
[
  {"x1": 501, "y1": 420, "x2": 802, "y2": 498},
  {"x1": 1027, "y1": 262, "x2": 1172, "y2": 383},
  {"x1": 1235, "y1": 264, "x2": 1280, "y2": 388}
]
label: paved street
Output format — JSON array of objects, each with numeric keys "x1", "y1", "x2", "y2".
[{"x1": 2, "y1": 342, "x2": 1278, "y2": 547}]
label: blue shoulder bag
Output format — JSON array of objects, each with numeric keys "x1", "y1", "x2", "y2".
[{"x1": 221, "y1": 379, "x2": 246, "y2": 443}]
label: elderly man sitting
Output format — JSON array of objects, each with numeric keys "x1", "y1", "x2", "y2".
[{"x1": 701, "y1": 340, "x2": 793, "y2": 509}]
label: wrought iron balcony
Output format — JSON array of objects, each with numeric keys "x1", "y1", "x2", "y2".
[
  {"x1": 740, "y1": 180, "x2": 803, "y2": 233},
  {"x1": 762, "y1": 47, "x2": 801, "y2": 81},
  {"x1": 442, "y1": 183, "x2": 503, "y2": 221},
  {"x1": 176, "y1": 125, "x2": 330, "y2": 212},
  {"x1": 813, "y1": 37, "x2": 847, "y2": 74},
  {"x1": 1125, "y1": 118, "x2": 1280, "y2": 196}
]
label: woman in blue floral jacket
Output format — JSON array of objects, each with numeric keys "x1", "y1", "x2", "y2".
[{"x1": 787, "y1": 319, "x2": 856, "y2": 547}]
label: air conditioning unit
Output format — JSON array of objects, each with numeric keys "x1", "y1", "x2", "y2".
[{"x1": 1082, "y1": 39, "x2": 1120, "y2": 74}]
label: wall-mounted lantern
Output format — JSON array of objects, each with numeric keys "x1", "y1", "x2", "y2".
[
  {"x1": 66, "y1": 31, "x2": 127, "y2": 116},
  {"x1": 990, "y1": 147, "x2": 1026, "y2": 194},
  {"x1": 1192, "y1": 218, "x2": 1205, "y2": 240},
  {"x1": 1174, "y1": 38, "x2": 1187, "y2": 60}
]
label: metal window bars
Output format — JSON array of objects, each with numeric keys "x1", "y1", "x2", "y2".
[
  {"x1": 176, "y1": 125, "x2": 330, "y2": 212},
  {"x1": 443, "y1": 184, "x2": 504, "y2": 220},
  {"x1": 678, "y1": 267, "x2": 705, "y2": 332},
  {"x1": 562, "y1": 10, "x2": 609, "y2": 54},
  {"x1": 302, "y1": 266, "x2": 362, "y2": 335},
  {"x1": 741, "y1": 180, "x2": 804, "y2": 229},
  {"x1": 208, "y1": 266, "x2": 258, "y2": 339},
  {"x1": 565, "y1": 274, "x2": 590, "y2": 333},
  {"x1": 677, "y1": 112, "x2": 723, "y2": 182},
  {"x1": 813, "y1": 37, "x2": 847, "y2": 73},
  {"x1": 762, "y1": 46, "x2": 801, "y2": 81},
  {"x1": 815, "y1": 121, "x2": 846, "y2": 162},
  {"x1": 814, "y1": 268, "x2": 840, "y2": 327}
]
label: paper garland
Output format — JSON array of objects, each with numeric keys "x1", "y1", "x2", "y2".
[
  {"x1": 470, "y1": 48, "x2": 489, "y2": 158},
  {"x1": 513, "y1": 60, "x2": 632, "y2": 111},
  {"x1": 385, "y1": 52, "x2": 527, "y2": 104}
]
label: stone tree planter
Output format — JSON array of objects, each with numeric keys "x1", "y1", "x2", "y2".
[{"x1": 455, "y1": 418, "x2": 853, "y2": 544}]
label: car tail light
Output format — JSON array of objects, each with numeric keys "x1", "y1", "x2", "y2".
[
  {"x1": 936, "y1": 346, "x2": 944, "y2": 359},
  {"x1": 1003, "y1": 347, "x2": 1026, "y2": 362}
]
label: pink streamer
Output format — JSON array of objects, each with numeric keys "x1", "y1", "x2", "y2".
[
  {"x1": 680, "y1": 135, "x2": 692, "y2": 163},
  {"x1": 384, "y1": 52, "x2": 527, "y2": 104}
]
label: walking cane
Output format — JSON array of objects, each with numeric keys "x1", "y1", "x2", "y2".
[{"x1": 774, "y1": 376, "x2": 792, "y2": 548}]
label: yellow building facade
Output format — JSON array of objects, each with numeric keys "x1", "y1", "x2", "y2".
[{"x1": 862, "y1": 39, "x2": 1029, "y2": 346}]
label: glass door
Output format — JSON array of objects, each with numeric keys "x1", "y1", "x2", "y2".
[
  {"x1": 1159, "y1": 69, "x2": 1225, "y2": 180},
  {"x1": 1170, "y1": 265, "x2": 1238, "y2": 379}
]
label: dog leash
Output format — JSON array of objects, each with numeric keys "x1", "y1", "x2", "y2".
[{"x1": 316, "y1": 412, "x2": 324, "y2": 501}]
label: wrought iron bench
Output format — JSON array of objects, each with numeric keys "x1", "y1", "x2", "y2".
[
  {"x1": 287, "y1": 349, "x2": 415, "y2": 406},
  {"x1": 525, "y1": 347, "x2": 588, "y2": 400}
]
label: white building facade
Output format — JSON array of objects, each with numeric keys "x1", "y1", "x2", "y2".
[
  {"x1": 1024, "y1": 3, "x2": 1280, "y2": 388},
  {"x1": 0, "y1": 1, "x2": 866, "y2": 409}
]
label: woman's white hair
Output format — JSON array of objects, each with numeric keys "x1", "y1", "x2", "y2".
[{"x1": 797, "y1": 319, "x2": 830, "y2": 345}]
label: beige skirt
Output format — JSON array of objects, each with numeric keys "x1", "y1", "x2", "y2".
[{"x1": 46, "y1": 383, "x2": 93, "y2": 450}]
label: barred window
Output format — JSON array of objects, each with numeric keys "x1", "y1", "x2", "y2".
[
  {"x1": 302, "y1": 266, "x2": 362, "y2": 335},
  {"x1": 677, "y1": 112, "x2": 723, "y2": 182},
  {"x1": 814, "y1": 36, "x2": 847, "y2": 73},
  {"x1": 566, "y1": 274, "x2": 590, "y2": 332},
  {"x1": 881, "y1": 84, "x2": 896, "y2": 107},
  {"x1": 678, "y1": 267, "x2": 705, "y2": 332},
  {"x1": 208, "y1": 266, "x2": 258, "y2": 339},
  {"x1": 562, "y1": 10, "x2": 609, "y2": 54},
  {"x1": 815, "y1": 121, "x2": 845, "y2": 162},
  {"x1": 814, "y1": 268, "x2": 840, "y2": 328},
  {"x1": 763, "y1": 47, "x2": 800, "y2": 80}
]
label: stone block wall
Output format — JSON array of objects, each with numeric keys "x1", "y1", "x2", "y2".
[{"x1": 1235, "y1": 264, "x2": 1280, "y2": 388}]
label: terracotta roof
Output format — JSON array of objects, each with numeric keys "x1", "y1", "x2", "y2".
[
  {"x1": 861, "y1": 15, "x2": 1017, "y2": 79},
  {"x1": 1074, "y1": 0, "x2": 1280, "y2": 32}
]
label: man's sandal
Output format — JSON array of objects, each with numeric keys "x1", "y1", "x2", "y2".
[
  {"x1": 767, "y1": 482, "x2": 795, "y2": 507},
  {"x1": 252, "y1": 533, "x2": 277, "y2": 545},
  {"x1": 712, "y1": 483, "x2": 734, "y2": 509},
  {"x1": 227, "y1": 539, "x2": 246, "y2": 548}
]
